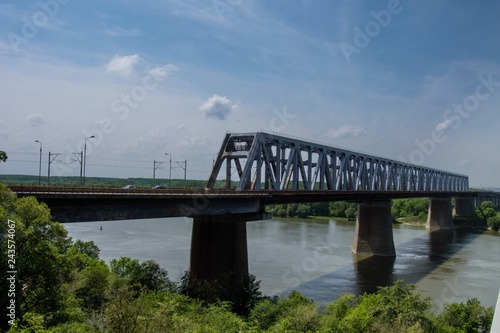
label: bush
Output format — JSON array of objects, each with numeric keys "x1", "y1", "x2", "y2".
[
  {"x1": 320, "y1": 281, "x2": 436, "y2": 332},
  {"x1": 249, "y1": 291, "x2": 319, "y2": 331},
  {"x1": 439, "y1": 298, "x2": 494, "y2": 332},
  {"x1": 487, "y1": 215, "x2": 500, "y2": 231}
]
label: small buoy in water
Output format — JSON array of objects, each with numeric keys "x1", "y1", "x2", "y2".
[{"x1": 99, "y1": 226, "x2": 103, "y2": 231}]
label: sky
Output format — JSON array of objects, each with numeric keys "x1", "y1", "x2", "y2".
[{"x1": 0, "y1": 0, "x2": 499, "y2": 187}]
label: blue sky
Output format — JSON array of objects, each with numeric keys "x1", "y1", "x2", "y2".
[{"x1": 0, "y1": 0, "x2": 499, "y2": 187}]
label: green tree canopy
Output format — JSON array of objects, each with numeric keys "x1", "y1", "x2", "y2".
[{"x1": 475, "y1": 201, "x2": 497, "y2": 224}]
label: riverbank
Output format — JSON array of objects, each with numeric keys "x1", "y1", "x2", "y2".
[{"x1": 308, "y1": 214, "x2": 426, "y2": 226}]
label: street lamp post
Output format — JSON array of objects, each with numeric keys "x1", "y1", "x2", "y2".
[
  {"x1": 35, "y1": 140, "x2": 42, "y2": 185},
  {"x1": 165, "y1": 153, "x2": 172, "y2": 187},
  {"x1": 83, "y1": 135, "x2": 95, "y2": 185}
]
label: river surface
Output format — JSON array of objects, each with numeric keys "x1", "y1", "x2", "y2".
[{"x1": 63, "y1": 217, "x2": 500, "y2": 310}]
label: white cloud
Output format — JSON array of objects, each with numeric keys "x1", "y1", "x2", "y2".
[
  {"x1": 177, "y1": 135, "x2": 210, "y2": 148},
  {"x1": 105, "y1": 54, "x2": 141, "y2": 76},
  {"x1": 26, "y1": 113, "x2": 44, "y2": 127},
  {"x1": 435, "y1": 119, "x2": 452, "y2": 131},
  {"x1": 146, "y1": 64, "x2": 178, "y2": 81},
  {"x1": 199, "y1": 94, "x2": 239, "y2": 120},
  {"x1": 326, "y1": 124, "x2": 365, "y2": 139}
]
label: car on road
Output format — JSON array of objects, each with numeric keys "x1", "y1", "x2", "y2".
[
  {"x1": 122, "y1": 185, "x2": 136, "y2": 189},
  {"x1": 152, "y1": 185, "x2": 166, "y2": 189}
]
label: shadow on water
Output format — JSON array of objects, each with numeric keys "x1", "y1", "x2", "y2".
[{"x1": 290, "y1": 227, "x2": 484, "y2": 303}]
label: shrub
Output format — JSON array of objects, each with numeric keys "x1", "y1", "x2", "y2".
[
  {"x1": 487, "y1": 215, "x2": 500, "y2": 231},
  {"x1": 439, "y1": 298, "x2": 494, "y2": 333}
]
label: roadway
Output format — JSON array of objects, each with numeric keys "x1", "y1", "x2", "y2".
[{"x1": 8, "y1": 185, "x2": 483, "y2": 205}]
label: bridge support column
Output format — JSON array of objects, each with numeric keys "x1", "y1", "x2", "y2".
[
  {"x1": 352, "y1": 200, "x2": 395, "y2": 257},
  {"x1": 426, "y1": 197, "x2": 454, "y2": 230},
  {"x1": 453, "y1": 197, "x2": 475, "y2": 217},
  {"x1": 190, "y1": 213, "x2": 251, "y2": 287}
]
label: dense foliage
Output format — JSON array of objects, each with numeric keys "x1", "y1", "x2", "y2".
[
  {"x1": 267, "y1": 198, "x2": 431, "y2": 222},
  {"x1": 391, "y1": 198, "x2": 429, "y2": 221},
  {"x1": 0, "y1": 184, "x2": 495, "y2": 332},
  {"x1": 267, "y1": 202, "x2": 357, "y2": 219},
  {"x1": 473, "y1": 201, "x2": 500, "y2": 231}
]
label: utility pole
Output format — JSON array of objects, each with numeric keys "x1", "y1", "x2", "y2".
[
  {"x1": 72, "y1": 151, "x2": 83, "y2": 186},
  {"x1": 35, "y1": 140, "x2": 42, "y2": 185},
  {"x1": 153, "y1": 160, "x2": 163, "y2": 185},
  {"x1": 176, "y1": 160, "x2": 187, "y2": 188},
  {"x1": 47, "y1": 152, "x2": 60, "y2": 186},
  {"x1": 83, "y1": 135, "x2": 95, "y2": 185},
  {"x1": 165, "y1": 153, "x2": 172, "y2": 187}
]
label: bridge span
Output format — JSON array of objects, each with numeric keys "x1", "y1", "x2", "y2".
[{"x1": 7, "y1": 131, "x2": 500, "y2": 299}]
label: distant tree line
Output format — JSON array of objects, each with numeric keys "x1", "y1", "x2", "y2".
[
  {"x1": 266, "y1": 201, "x2": 358, "y2": 219},
  {"x1": 0, "y1": 174, "x2": 230, "y2": 189},
  {"x1": 267, "y1": 198, "x2": 432, "y2": 222}
]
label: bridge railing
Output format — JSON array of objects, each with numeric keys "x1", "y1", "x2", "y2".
[{"x1": 207, "y1": 132, "x2": 469, "y2": 192}]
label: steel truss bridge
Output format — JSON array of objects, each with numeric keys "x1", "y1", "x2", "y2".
[{"x1": 207, "y1": 131, "x2": 469, "y2": 192}]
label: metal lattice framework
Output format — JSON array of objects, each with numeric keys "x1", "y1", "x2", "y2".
[{"x1": 206, "y1": 132, "x2": 469, "y2": 191}]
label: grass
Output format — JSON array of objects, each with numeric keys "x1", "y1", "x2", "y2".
[
  {"x1": 307, "y1": 216, "x2": 355, "y2": 222},
  {"x1": 396, "y1": 216, "x2": 426, "y2": 226}
]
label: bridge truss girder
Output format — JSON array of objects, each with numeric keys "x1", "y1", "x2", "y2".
[{"x1": 206, "y1": 132, "x2": 469, "y2": 192}]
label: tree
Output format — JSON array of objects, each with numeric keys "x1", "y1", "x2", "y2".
[
  {"x1": 321, "y1": 281, "x2": 437, "y2": 332},
  {"x1": 72, "y1": 239, "x2": 100, "y2": 260},
  {"x1": 310, "y1": 202, "x2": 329, "y2": 216},
  {"x1": 439, "y1": 298, "x2": 494, "y2": 332},
  {"x1": 110, "y1": 257, "x2": 175, "y2": 292},
  {"x1": 475, "y1": 201, "x2": 497, "y2": 224},
  {"x1": 287, "y1": 203, "x2": 298, "y2": 217},
  {"x1": 0, "y1": 185, "x2": 73, "y2": 329},
  {"x1": 345, "y1": 203, "x2": 357, "y2": 220},
  {"x1": 487, "y1": 215, "x2": 500, "y2": 231},
  {"x1": 296, "y1": 204, "x2": 311, "y2": 218},
  {"x1": 0, "y1": 150, "x2": 7, "y2": 163},
  {"x1": 392, "y1": 198, "x2": 429, "y2": 221},
  {"x1": 329, "y1": 201, "x2": 349, "y2": 217}
]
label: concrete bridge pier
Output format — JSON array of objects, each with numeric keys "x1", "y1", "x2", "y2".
[
  {"x1": 189, "y1": 213, "x2": 253, "y2": 288},
  {"x1": 426, "y1": 197, "x2": 454, "y2": 230},
  {"x1": 453, "y1": 197, "x2": 475, "y2": 217},
  {"x1": 352, "y1": 200, "x2": 396, "y2": 257}
]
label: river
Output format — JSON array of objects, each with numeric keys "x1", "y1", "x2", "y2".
[{"x1": 63, "y1": 217, "x2": 500, "y2": 310}]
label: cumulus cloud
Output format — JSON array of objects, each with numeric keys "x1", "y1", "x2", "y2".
[
  {"x1": 105, "y1": 54, "x2": 141, "y2": 76},
  {"x1": 326, "y1": 124, "x2": 365, "y2": 139},
  {"x1": 199, "y1": 94, "x2": 238, "y2": 120},
  {"x1": 435, "y1": 119, "x2": 452, "y2": 131},
  {"x1": 26, "y1": 113, "x2": 44, "y2": 127}
]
